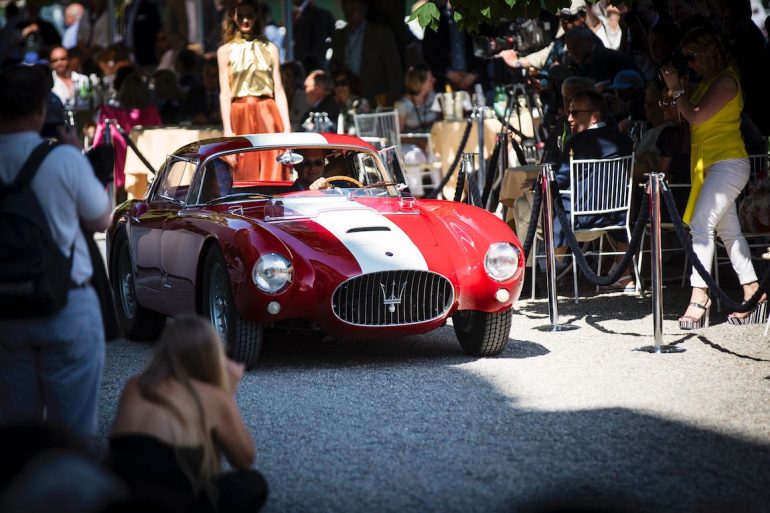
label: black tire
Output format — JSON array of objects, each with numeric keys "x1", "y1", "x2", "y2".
[
  {"x1": 452, "y1": 308, "x2": 512, "y2": 356},
  {"x1": 110, "y1": 234, "x2": 165, "y2": 340},
  {"x1": 201, "y1": 247, "x2": 263, "y2": 369}
]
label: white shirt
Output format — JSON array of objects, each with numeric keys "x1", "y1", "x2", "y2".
[
  {"x1": 51, "y1": 70, "x2": 88, "y2": 109},
  {"x1": 0, "y1": 132, "x2": 110, "y2": 284}
]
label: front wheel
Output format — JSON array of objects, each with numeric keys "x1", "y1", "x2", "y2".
[
  {"x1": 452, "y1": 308, "x2": 512, "y2": 356},
  {"x1": 201, "y1": 247, "x2": 263, "y2": 369},
  {"x1": 110, "y1": 234, "x2": 166, "y2": 340}
]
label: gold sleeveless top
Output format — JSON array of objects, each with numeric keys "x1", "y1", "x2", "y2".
[
  {"x1": 228, "y1": 37, "x2": 274, "y2": 98},
  {"x1": 683, "y1": 66, "x2": 747, "y2": 223}
]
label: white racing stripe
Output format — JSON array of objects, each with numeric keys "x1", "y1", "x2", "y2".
[{"x1": 284, "y1": 198, "x2": 428, "y2": 273}]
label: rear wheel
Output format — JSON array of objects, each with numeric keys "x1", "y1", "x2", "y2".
[
  {"x1": 452, "y1": 308, "x2": 512, "y2": 356},
  {"x1": 111, "y1": 234, "x2": 165, "y2": 340},
  {"x1": 202, "y1": 247, "x2": 263, "y2": 369}
]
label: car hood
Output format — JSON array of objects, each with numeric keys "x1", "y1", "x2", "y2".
[{"x1": 259, "y1": 196, "x2": 439, "y2": 275}]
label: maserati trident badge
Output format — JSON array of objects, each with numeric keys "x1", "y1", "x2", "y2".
[{"x1": 380, "y1": 281, "x2": 407, "y2": 313}]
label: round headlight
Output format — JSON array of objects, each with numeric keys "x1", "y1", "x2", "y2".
[
  {"x1": 252, "y1": 253, "x2": 293, "y2": 293},
  {"x1": 484, "y1": 242, "x2": 519, "y2": 282}
]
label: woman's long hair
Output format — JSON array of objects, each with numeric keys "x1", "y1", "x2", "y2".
[
  {"x1": 138, "y1": 314, "x2": 229, "y2": 492},
  {"x1": 221, "y1": 0, "x2": 267, "y2": 44}
]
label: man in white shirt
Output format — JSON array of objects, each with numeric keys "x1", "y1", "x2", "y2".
[{"x1": 0, "y1": 65, "x2": 111, "y2": 441}]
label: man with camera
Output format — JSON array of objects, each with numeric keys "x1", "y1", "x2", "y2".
[
  {"x1": 0, "y1": 64, "x2": 111, "y2": 441},
  {"x1": 499, "y1": 1, "x2": 587, "y2": 78}
]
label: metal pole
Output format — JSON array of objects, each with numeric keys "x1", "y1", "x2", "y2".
[
  {"x1": 536, "y1": 163, "x2": 579, "y2": 332},
  {"x1": 284, "y1": 0, "x2": 294, "y2": 62},
  {"x1": 637, "y1": 173, "x2": 684, "y2": 353},
  {"x1": 476, "y1": 107, "x2": 486, "y2": 201}
]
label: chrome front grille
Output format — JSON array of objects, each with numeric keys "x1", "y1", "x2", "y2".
[{"x1": 332, "y1": 270, "x2": 454, "y2": 326}]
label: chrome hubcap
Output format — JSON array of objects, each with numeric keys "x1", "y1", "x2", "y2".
[
  {"x1": 119, "y1": 248, "x2": 137, "y2": 319},
  {"x1": 208, "y1": 263, "x2": 229, "y2": 341}
]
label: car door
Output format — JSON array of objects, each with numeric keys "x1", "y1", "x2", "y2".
[
  {"x1": 159, "y1": 158, "x2": 206, "y2": 315},
  {"x1": 130, "y1": 157, "x2": 195, "y2": 313}
]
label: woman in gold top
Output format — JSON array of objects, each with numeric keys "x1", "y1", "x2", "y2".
[
  {"x1": 661, "y1": 28, "x2": 765, "y2": 329},
  {"x1": 217, "y1": 0, "x2": 290, "y2": 181}
]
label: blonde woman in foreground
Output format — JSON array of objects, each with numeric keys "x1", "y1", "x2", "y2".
[{"x1": 108, "y1": 314, "x2": 267, "y2": 513}]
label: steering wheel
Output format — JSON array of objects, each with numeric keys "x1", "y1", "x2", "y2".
[{"x1": 325, "y1": 175, "x2": 364, "y2": 188}]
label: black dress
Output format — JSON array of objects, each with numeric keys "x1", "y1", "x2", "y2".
[{"x1": 108, "y1": 434, "x2": 267, "y2": 513}]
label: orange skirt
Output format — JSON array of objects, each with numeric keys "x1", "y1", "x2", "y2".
[{"x1": 231, "y1": 96, "x2": 288, "y2": 181}]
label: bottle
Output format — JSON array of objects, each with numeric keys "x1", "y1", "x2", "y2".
[
  {"x1": 494, "y1": 86, "x2": 507, "y2": 119},
  {"x1": 442, "y1": 84, "x2": 454, "y2": 121}
]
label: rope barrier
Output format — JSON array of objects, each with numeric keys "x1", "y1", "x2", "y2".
[
  {"x1": 550, "y1": 178, "x2": 650, "y2": 286},
  {"x1": 660, "y1": 185, "x2": 770, "y2": 313},
  {"x1": 466, "y1": 172, "x2": 482, "y2": 206},
  {"x1": 454, "y1": 165, "x2": 466, "y2": 203},
  {"x1": 481, "y1": 139, "x2": 501, "y2": 208},
  {"x1": 425, "y1": 118, "x2": 474, "y2": 200},
  {"x1": 521, "y1": 183, "x2": 542, "y2": 258}
]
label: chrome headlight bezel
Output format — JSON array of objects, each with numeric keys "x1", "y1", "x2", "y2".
[
  {"x1": 252, "y1": 253, "x2": 293, "y2": 294},
  {"x1": 484, "y1": 242, "x2": 520, "y2": 282}
]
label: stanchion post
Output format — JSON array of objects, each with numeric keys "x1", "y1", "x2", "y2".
[
  {"x1": 475, "y1": 107, "x2": 486, "y2": 201},
  {"x1": 535, "y1": 163, "x2": 579, "y2": 332},
  {"x1": 636, "y1": 173, "x2": 684, "y2": 353}
]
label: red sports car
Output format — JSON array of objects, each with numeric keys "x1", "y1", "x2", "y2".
[{"x1": 107, "y1": 133, "x2": 524, "y2": 368}]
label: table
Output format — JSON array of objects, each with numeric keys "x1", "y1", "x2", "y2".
[
  {"x1": 429, "y1": 113, "x2": 540, "y2": 200},
  {"x1": 123, "y1": 126, "x2": 223, "y2": 199},
  {"x1": 429, "y1": 119, "x2": 500, "y2": 199}
]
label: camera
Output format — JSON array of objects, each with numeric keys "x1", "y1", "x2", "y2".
[{"x1": 472, "y1": 17, "x2": 553, "y2": 59}]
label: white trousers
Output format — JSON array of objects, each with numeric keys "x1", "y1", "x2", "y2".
[{"x1": 689, "y1": 158, "x2": 757, "y2": 288}]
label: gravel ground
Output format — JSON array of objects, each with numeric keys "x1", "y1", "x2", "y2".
[{"x1": 98, "y1": 281, "x2": 770, "y2": 513}]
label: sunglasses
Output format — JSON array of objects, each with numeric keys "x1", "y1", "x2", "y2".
[
  {"x1": 684, "y1": 52, "x2": 698, "y2": 62},
  {"x1": 567, "y1": 109, "x2": 593, "y2": 117},
  {"x1": 295, "y1": 159, "x2": 325, "y2": 169}
]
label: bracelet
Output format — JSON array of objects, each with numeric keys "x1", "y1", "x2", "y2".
[{"x1": 671, "y1": 89, "x2": 686, "y2": 100}]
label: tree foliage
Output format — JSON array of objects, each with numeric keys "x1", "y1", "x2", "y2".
[{"x1": 409, "y1": 0, "x2": 571, "y2": 33}]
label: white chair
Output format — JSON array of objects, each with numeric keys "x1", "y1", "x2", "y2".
[
  {"x1": 400, "y1": 132, "x2": 442, "y2": 197},
  {"x1": 353, "y1": 110, "x2": 400, "y2": 149},
  {"x1": 531, "y1": 153, "x2": 641, "y2": 301}
]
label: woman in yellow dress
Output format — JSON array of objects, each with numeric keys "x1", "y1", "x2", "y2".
[
  {"x1": 661, "y1": 27, "x2": 765, "y2": 329},
  {"x1": 218, "y1": 0, "x2": 290, "y2": 181}
]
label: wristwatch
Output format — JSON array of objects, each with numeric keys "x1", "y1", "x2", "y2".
[{"x1": 671, "y1": 89, "x2": 686, "y2": 101}]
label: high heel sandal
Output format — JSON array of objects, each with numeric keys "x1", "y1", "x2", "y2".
[
  {"x1": 678, "y1": 298, "x2": 711, "y2": 330},
  {"x1": 727, "y1": 300, "x2": 769, "y2": 326}
]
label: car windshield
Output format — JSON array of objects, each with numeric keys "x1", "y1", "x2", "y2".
[{"x1": 194, "y1": 146, "x2": 400, "y2": 205}]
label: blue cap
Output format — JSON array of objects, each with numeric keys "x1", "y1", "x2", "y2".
[{"x1": 607, "y1": 69, "x2": 644, "y2": 90}]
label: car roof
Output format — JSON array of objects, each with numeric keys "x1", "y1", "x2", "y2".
[{"x1": 174, "y1": 133, "x2": 377, "y2": 158}]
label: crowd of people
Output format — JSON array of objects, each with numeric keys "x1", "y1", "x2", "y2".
[{"x1": 1, "y1": 0, "x2": 770, "y2": 510}]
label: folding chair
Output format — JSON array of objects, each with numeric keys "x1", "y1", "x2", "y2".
[{"x1": 531, "y1": 154, "x2": 641, "y2": 301}]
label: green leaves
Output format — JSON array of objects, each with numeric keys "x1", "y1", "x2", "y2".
[
  {"x1": 413, "y1": 0, "x2": 571, "y2": 33},
  {"x1": 408, "y1": 2, "x2": 442, "y2": 32}
]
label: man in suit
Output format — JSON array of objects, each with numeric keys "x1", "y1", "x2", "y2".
[
  {"x1": 553, "y1": 89, "x2": 635, "y2": 288},
  {"x1": 330, "y1": 0, "x2": 403, "y2": 107},
  {"x1": 292, "y1": 0, "x2": 335, "y2": 72}
]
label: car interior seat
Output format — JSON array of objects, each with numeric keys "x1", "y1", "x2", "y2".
[{"x1": 199, "y1": 158, "x2": 233, "y2": 202}]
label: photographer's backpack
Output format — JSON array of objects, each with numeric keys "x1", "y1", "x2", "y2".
[{"x1": 0, "y1": 140, "x2": 74, "y2": 318}]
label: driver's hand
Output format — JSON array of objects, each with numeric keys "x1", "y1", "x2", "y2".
[{"x1": 309, "y1": 177, "x2": 330, "y2": 190}]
